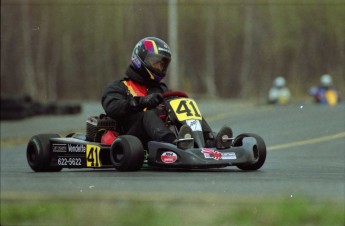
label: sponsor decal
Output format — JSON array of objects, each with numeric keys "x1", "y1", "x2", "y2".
[
  {"x1": 68, "y1": 144, "x2": 86, "y2": 153},
  {"x1": 186, "y1": 119, "x2": 202, "y2": 131},
  {"x1": 161, "y1": 151, "x2": 177, "y2": 164},
  {"x1": 52, "y1": 144, "x2": 67, "y2": 153},
  {"x1": 221, "y1": 152, "x2": 237, "y2": 160},
  {"x1": 132, "y1": 55, "x2": 141, "y2": 68},
  {"x1": 201, "y1": 148, "x2": 236, "y2": 160},
  {"x1": 201, "y1": 149, "x2": 222, "y2": 160}
]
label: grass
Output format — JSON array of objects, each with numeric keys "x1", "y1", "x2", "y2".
[{"x1": 1, "y1": 193, "x2": 344, "y2": 226}]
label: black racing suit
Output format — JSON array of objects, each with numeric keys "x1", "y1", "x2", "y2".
[
  {"x1": 101, "y1": 65, "x2": 213, "y2": 147},
  {"x1": 102, "y1": 65, "x2": 176, "y2": 146}
]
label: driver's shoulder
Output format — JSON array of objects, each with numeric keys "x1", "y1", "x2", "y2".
[{"x1": 159, "y1": 82, "x2": 169, "y2": 92}]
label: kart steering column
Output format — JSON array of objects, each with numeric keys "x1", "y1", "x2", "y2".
[{"x1": 192, "y1": 130, "x2": 205, "y2": 148}]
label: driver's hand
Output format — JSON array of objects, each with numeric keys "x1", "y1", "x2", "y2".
[{"x1": 139, "y1": 93, "x2": 164, "y2": 109}]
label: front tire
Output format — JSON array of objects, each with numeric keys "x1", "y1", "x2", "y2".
[
  {"x1": 110, "y1": 135, "x2": 144, "y2": 171},
  {"x1": 26, "y1": 134, "x2": 63, "y2": 172},
  {"x1": 234, "y1": 133, "x2": 267, "y2": 171}
]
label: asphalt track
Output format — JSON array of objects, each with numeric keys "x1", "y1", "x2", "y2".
[{"x1": 1, "y1": 100, "x2": 344, "y2": 203}]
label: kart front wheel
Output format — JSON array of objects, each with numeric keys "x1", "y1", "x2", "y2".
[
  {"x1": 26, "y1": 134, "x2": 63, "y2": 172},
  {"x1": 110, "y1": 135, "x2": 144, "y2": 171},
  {"x1": 234, "y1": 133, "x2": 266, "y2": 171}
]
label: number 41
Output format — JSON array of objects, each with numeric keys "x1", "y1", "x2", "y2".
[
  {"x1": 176, "y1": 100, "x2": 201, "y2": 117},
  {"x1": 87, "y1": 146, "x2": 100, "y2": 167}
]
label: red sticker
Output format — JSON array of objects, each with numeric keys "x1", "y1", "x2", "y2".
[
  {"x1": 201, "y1": 148, "x2": 222, "y2": 160},
  {"x1": 201, "y1": 148, "x2": 237, "y2": 160},
  {"x1": 161, "y1": 151, "x2": 177, "y2": 164}
]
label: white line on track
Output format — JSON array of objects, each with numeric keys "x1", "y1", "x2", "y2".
[{"x1": 267, "y1": 131, "x2": 345, "y2": 151}]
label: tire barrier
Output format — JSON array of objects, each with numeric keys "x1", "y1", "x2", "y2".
[{"x1": 1, "y1": 94, "x2": 81, "y2": 120}]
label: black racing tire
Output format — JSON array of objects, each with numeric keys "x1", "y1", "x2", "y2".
[
  {"x1": 1, "y1": 94, "x2": 35, "y2": 120},
  {"x1": 110, "y1": 135, "x2": 144, "y2": 171},
  {"x1": 26, "y1": 134, "x2": 63, "y2": 172},
  {"x1": 44, "y1": 103, "x2": 81, "y2": 115},
  {"x1": 234, "y1": 133, "x2": 267, "y2": 171}
]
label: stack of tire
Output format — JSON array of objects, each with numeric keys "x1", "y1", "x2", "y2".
[{"x1": 1, "y1": 94, "x2": 81, "y2": 120}]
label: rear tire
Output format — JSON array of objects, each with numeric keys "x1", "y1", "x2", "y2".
[
  {"x1": 234, "y1": 133, "x2": 266, "y2": 171},
  {"x1": 27, "y1": 134, "x2": 63, "y2": 172},
  {"x1": 110, "y1": 135, "x2": 144, "y2": 171}
]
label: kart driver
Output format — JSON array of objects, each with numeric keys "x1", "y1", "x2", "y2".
[
  {"x1": 101, "y1": 37, "x2": 231, "y2": 149},
  {"x1": 309, "y1": 74, "x2": 341, "y2": 106}
]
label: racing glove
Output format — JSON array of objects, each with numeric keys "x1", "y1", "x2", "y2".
[
  {"x1": 140, "y1": 93, "x2": 164, "y2": 108},
  {"x1": 130, "y1": 93, "x2": 164, "y2": 111}
]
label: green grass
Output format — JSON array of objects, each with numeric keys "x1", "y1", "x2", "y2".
[{"x1": 1, "y1": 193, "x2": 344, "y2": 226}]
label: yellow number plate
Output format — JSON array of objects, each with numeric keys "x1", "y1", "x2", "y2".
[
  {"x1": 86, "y1": 144, "x2": 101, "y2": 167},
  {"x1": 169, "y1": 98, "x2": 202, "y2": 121}
]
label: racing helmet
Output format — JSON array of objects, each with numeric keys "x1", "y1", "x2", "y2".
[
  {"x1": 131, "y1": 37, "x2": 171, "y2": 83},
  {"x1": 320, "y1": 74, "x2": 332, "y2": 87},
  {"x1": 274, "y1": 76, "x2": 286, "y2": 88}
]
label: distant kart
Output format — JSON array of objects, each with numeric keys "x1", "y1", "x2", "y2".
[{"x1": 27, "y1": 91, "x2": 266, "y2": 172}]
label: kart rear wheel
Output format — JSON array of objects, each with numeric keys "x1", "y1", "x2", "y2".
[
  {"x1": 110, "y1": 135, "x2": 144, "y2": 171},
  {"x1": 234, "y1": 133, "x2": 266, "y2": 171},
  {"x1": 27, "y1": 134, "x2": 63, "y2": 172}
]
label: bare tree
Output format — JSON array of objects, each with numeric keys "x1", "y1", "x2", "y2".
[
  {"x1": 239, "y1": 5, "x2": 255, "y2": 98},
  {"x1": 21, "y1": 3, "x2": 37, "y2": 99},
  {"x1": 204, "y1": 5, "x2": 217, "y2": 97}
]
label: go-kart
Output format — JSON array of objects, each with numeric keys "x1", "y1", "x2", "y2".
[{"x1": 26, "y1": 91, "x2": 266, "y2": 172}]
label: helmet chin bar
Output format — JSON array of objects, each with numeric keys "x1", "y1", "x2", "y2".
[
  {"x1": 146, "y1": 68, "x2": 156, "y2": 80},
  {"x1": 145, "y1": 68, "x2": 164, "y2": 82}
]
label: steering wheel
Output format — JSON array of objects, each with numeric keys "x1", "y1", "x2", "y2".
[{"x1": 163, "y1": 91, "x2": 189, "y2": 98}]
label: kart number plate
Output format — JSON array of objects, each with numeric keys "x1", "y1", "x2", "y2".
[
  {"x1": 169, "y1": 98, "x2": 202, "y2": 121},
  {"x1": 86, "y1": 144, "x2": 101, "y2": 167}
]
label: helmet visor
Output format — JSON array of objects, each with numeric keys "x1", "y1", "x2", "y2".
[{"x1": 144, "y1": 53, "x2": 171, "y2": 76}]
